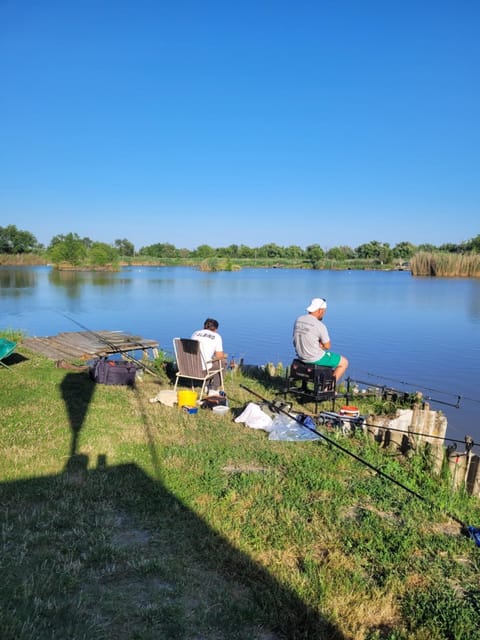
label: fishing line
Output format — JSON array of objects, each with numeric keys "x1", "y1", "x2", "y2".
[
  {"x1": 354, "y1": 370, "x2": 480, "y2": 407},
  {"x1": 240, "y1": 384, "x2": 480, "y2": 545}
]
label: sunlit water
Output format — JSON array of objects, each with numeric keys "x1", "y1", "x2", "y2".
[{"x1": 2, "y1": 265, "x2": 479, "y2": 443}]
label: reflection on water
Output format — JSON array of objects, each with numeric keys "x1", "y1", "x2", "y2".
[
  {"x1": 1, "y1": 265, "x2": 479, "y2": 441},
  {"x1": 0, "y1": 266, "x2": 37, "y2": 295},
  {"x1": 468, "y1": 280, "x2": 480, "y2": 322},
  {"x1": 48, "y1": 269, "x2": 136, "y2": 298}
]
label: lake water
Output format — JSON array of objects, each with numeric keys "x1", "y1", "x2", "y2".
[{"x1": 1, "y1": 265, "x2": 479, "y2": 443}]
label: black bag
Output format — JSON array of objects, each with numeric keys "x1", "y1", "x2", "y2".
[
  {"x1": 89, "y1": 358, "x2": 138, "y2": 386},
  {"x1": 200, "y1": 394, "x2": 227, "y2": 410}
]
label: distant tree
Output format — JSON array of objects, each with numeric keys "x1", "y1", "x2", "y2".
[
  {"x1": 416, "y1": 243, "x2": 437, "y2": 253},
  {"x1": 81, "y1": 236, "x2": 93, "y2": 250},
  {"x1": 139, "y1": 242, "x2": 178, "y2": 258},
  {"x1": 285, "y1": 245, "x2": 304, "y2": 259},
  {"x1": 0, "y1": 224, "x2": 38, "y2": 253},
  {"x1": 47, "y1": 233, "x2": 87, "y2": 265},
  {"x1": 193, "y1": 244, "x2": 215, "y2": 258},
  {"x1": 356, "y1": 241, "x2": 375, "y2": 259},
  {"x1": 219, "y1": 244, "x2": 239, "y2": 258},
  {"x1": 356, "y1": 241, "x2": 392, "y2": 263},
  {"x1": 88, "y1": 242, "x2": 119, "y2": 266},
  {"x1": 156, "y1": 242, "x2": 178, "y2": 258},
  {"x1": 438, "y1": 242, "x2": 459, "y2": 253},
  {"x1": 463, "y1": 234, "x2": 480, "y2": 253},
  {"x1": 326, "y1": 245, "x2": 355, "y2": 260},
  {"x1": 305, "y1": 244, "x2": 324, "y2": 263},
  {"x1": 257, "y1": 243, "x2": 284, "y2": 258},
  {"x1": 48, "y1": 234, "x2": 67, "y2": 247},
  {"x1": 237, "y1": 244, "x2": 254, "y2": 258},
  {"x1": 392, "y1": 241, "x2": 416, "y2": 260},
  {"x1": 114, "y1": 238, "x2": 135, "y2": 256},
  {"x1": 48, "y1": 233, "x2": 92, "y2": 250}
]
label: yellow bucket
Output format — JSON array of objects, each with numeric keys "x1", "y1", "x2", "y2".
[{"x1": 177, "y1": 389, "x2": 198, "y2": 407}]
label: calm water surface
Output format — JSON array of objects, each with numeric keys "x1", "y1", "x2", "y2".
[{"x1": 2, "y1": 265, "x2": 479, "y2": 442}]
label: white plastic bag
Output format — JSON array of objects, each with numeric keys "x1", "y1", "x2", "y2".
[{"x1": 234, "y1": 402, "x2": 273, "y2": 430}]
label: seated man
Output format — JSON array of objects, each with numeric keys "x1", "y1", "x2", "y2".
[
  {"x1": 293, "y1": 298, "x2": 348, "y2": 382},
  {"x1": 191, "y1": 318, "x2": 227, "y2": 389}
]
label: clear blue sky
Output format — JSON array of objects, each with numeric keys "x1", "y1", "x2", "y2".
[{"x1": 1, "y1": 0, "x2": 478, "y2": 251}]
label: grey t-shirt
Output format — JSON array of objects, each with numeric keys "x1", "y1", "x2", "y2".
[{"x1": 293, "y1": 313, "x2": 330, "y2": 362}]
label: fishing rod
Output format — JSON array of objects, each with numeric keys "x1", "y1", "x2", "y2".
[
  {"x1": 321, "y1": 413, "x2": 478, "y2": 450},
  {"x1": 240, "y1": 384, "x2": 480, "y2": 547},
  {"x1": 324, "y1": 413, "x2": 479, "y2": 454},
  {"x1": 348, "y1": 373, "x2": 463, "y2": 408},
  {"x1": 347, "y1": 377, "x2": 461, "y2": 409},
  {"x1": 59, "y1": 312, "x2": 162, "y2": 379}
]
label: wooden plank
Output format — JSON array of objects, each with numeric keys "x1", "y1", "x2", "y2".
[
  {"x1": 22, "y1": 331, "x2": 159, "y2": 362},
  {"x1": 43, "y1": 336, "x2": 92, "y2": 358},
  {"x1": 22, "y1": 337, "x2": 85, "y2": 361}
]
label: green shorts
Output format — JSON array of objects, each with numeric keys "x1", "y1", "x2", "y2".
[{"x1": 310, "y1": 351, "x2": 341, "y2": 368}]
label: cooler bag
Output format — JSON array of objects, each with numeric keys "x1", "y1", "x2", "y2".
[{"x1": 89, "y1": 358, "x2": 138, "y2": 386}]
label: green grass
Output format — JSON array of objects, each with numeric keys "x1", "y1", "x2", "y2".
[{"x1": 1, "y1": 341, "x2": 480, "y2": 639}]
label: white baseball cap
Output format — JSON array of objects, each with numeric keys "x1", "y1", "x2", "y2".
[{"x1": 306, "y1": 297, "x2": 327, "y2": 312}]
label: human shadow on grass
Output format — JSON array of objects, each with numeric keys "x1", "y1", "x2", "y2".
[
  {"x1": 60, "y1": 371, "x2": 96, "y2": 457},
  {"x1": 0, "y1": 459, "x2": 346, "y2": 640},
  {"x1": 0, "y1": 373, "x2": 346, "y2": 639}
]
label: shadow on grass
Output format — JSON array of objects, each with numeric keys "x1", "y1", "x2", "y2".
[
  {"x1": 0, "y1": 351, "x2": 29, "y2": 368},
  {"x1": 0, "y1": 372, "x2": 346, "y2": 639},
  {"x1": 0, "y1": 462, "x2": 346, "y2": 640},
  {"x1": 60, "y1": 372, "x2": 96, "y2": 457}
]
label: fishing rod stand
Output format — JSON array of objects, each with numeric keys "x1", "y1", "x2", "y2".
[
  {"x1": 345, "y1": 377, "x2": 461, "y2": 409},
  {"x1": 316, "y1": 410, "x2": 367, "y2": 436}
]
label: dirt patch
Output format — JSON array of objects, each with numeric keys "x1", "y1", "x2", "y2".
[{"x1": 222, "y1": 463, "x2": 271, "y2": 474}]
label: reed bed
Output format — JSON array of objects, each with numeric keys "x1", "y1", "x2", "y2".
[
  {"x1": 411, "y1": 252, "x2": 480, "y2": 277},
  {"x1": 0, "y1": 253, "x2": 48, "y2": 266}
]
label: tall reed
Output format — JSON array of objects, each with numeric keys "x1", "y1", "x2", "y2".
[
  {"x1": 411, "y1": 251, "x2": 480, "y2": 277},
  {"x1": 0, "y1": 253, "x2": 47, "y2": 266}
]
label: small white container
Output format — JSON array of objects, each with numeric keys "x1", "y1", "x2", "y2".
[{"x1": 212, "y1": 405, "x2": 229, "y2": 415}]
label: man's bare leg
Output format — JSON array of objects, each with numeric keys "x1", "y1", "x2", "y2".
[{"x1": 334, "y1": 356, "x2": 349, "y2": 382}]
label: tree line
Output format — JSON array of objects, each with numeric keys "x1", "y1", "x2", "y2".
[{"x1": 1, "y1": 224, "x2": 479, "y2": 266}]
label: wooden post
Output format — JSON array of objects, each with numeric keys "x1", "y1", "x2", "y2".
[
  {"x1": 448, "y1": 451, "x2": 468, "y2": 491},
  {"x1": 466, "y1": 454, "x2": 480, "y2": 497}
]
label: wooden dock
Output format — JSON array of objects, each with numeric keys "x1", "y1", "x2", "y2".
[{"x1": 22, "y1": 331, "x2": 159, "y2": 362}]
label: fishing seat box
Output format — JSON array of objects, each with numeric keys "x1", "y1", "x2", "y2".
[
  {"x1": 89, "y1": 358, "x2": 138, "y2": 386},
  {"x1": 284, "y1": 359, "x2": 336, "y2": 410}
]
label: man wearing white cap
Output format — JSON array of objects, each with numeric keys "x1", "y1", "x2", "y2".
[{"x1": 293, "y1": 298, "x2": 349, "y2": 382}]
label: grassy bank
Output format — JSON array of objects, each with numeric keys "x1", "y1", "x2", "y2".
[
  {"x1": 0, "y1": 253, "x2": 401, "y2": 272},
  {"x1": 1, "y1": 340, "x2": 480, "y2": 639}
]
